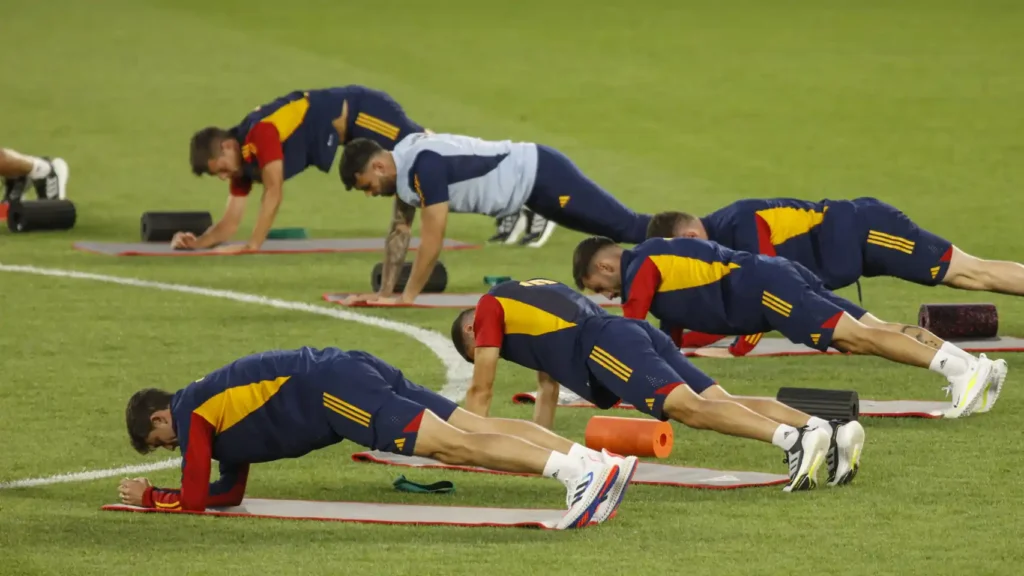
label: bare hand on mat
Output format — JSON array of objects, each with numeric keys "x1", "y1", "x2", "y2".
[
  {"x1": 213, "y1": 243, "x2": 254, "y2": 254},
  {"x1": 118, "y1": 477, "x2": 151, "y2": 506},
  {"x1": 340, "y1": 293, "x2": 414, "y2": 306},
  {"x1": 170, "y1": 232, "x2": 198, "y2": 250}
]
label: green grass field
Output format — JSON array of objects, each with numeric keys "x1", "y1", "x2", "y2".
[{"x1": 2, "y1": 0, "x2": 1023, "y2": 574}]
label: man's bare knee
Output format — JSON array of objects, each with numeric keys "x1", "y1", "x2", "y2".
[
  {"x1": 831, "y1": 315, "x2": 874, "y2": 354},
  {"x1": 664, "y1": 388, "x2": 710, "y2": 429}
]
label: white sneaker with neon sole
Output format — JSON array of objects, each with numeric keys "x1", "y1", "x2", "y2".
[
  {"x1": 974, "y1": 355, "x2": 1007, "y2": 414},
  {"x1": 826, "y1": 420, "x2": 865, "y2": 487},
  {"x1": 943, "y1": 356, "x2": 994, "y2": 419}
]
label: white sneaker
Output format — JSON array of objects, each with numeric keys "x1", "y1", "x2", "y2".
[
  {"x1": 942, "y1": 356, "x2": 994, "y2": 418},
  {"x1": 32, "y1": 157, "x2": 69, "y2": 200},
  {"x1": 519, "y1": 210, "x2": 557, "y2": 248},
  {"x1": 783, "y1": 427, "x2": 829, "y2": 492},
  {"x1": 556, "y1": 458, "x2": 620, "y2": 530},
  {"x1": 975, "y1": 355, "x2": 1007, "y2": 414},
  {"x1": 593, "y1": 449, "x2": 638, "y2": 523},
  {"x1": 826, "y1": 420, "x2": 865, "y2": 487},
  {"x1": 488, "y1": 210, "x2": 527, "y2": 244}
]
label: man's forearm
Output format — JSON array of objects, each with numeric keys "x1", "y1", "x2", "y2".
[
  {"x1": 379, "y1": 226, "x2": 412, "y2": 295},
  {"x1": 464, "y1": 385, "x2": 493, "y2": 416},
  {"x1": 194, "y1": 221, "x2": 234, "y2": 248},
  {"x1": 247, "y1": 186, "x2": 283, "y2": 248}
]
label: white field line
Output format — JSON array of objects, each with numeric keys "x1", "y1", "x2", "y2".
[{"x1": 0, "y1": 263, "x2": 472, "y2": 489}]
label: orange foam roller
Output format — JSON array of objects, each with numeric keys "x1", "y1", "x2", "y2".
[{"x1": 584, "y1": 416, "x2": 674, "y2": 459}]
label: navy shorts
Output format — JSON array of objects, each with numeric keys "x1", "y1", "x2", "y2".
[
  {"x1": 346, "y1": 88, "x2": 424, "y2": 151},
  {"x1": 320, "y1": 352, "x2": 456, "y2": 456},
  {"x1": 758, "y1": 260, "x2": 868, "y2": 352},
  {"x1": 586, "y1": 319, "x2": 717, "y2": 420},
  {"x1": 526, "y1": 145, "x2": 652, "y2": 244},
  {"x1": 856, "y1": 198, "x2": 954, "y2": 286}
]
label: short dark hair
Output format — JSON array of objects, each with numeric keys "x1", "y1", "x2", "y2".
[
  {"x1": 572, "y1": 236, "x2": 617, "y2": 290},
  {"x1": 125, "y1": 388, "x2": 173, "y2": 454},
  {"x1": 189, "y1": 127, "x2": 233, "y2": 176},
  {"x1": 451, "y1": 309, "x2": 475, "y2": 363},
  {"x1": 646, "y1": 211, "x2": 699, "y2": 239},
  {"x1": 339, "y1": 138, "x2": 385, "y2": 190}
]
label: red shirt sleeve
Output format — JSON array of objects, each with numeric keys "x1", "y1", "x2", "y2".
[
  {"x1": 622, "y1": 257, "x2": 661, "y2": 320},
  {"x1": 245, "y1": 122, "x2": 284, "y2": 169},
  {"x1": 754, "y1": 214, "x2": 777, "y2": 256},
  {"x1": 474, "y1": 294, "x2": 506, "y2": 348},
  {"x1": 141, "y1": 413, "x2": 248, "y2": 512}
]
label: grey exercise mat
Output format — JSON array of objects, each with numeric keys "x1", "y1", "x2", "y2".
[
  {"x1": 101, "y1": 499, "x2": 575, "y2": 529},
  {"x1": 685, "y1": 336, "x2": 1024, "y2": 357},
  {"x1": 323, "y1": 292, "x2": 622, "y2": 308},
  {"x1": 73, "y1": 238, "x2": 479, "y2": 257},
  {"x1": 352, "y1": 451, "x2": 787, "y2": 489},
  {"x1": 511, "y1": 391, "x2": 949, "y2": 419}
]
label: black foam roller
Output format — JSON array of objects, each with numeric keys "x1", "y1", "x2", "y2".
[
  {"x1": 371, "y1": 261, "x2": 448, "y2": 293},
  {"x1": 918, "y1": 303, "x2": 998, "y2": 340},
  {"x1": 777, "y1": 387, "x2": 860, "y2": 423},
  {"x1": 141, "y1": 211, "x2": 213, "y2": 242},
  {"x1": 7, "y1": 200, "x2": 77, "y2": 233}
]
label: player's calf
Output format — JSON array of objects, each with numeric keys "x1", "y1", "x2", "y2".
[
  {"x1": 944, "y1": 247, "x2": 1024, "y2": 296},
  {"x1": 413, "y1": 409, "x2": 626, "y2": 527}
]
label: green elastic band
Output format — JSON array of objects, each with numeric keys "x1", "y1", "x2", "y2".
[{"x1": 392, "y1": 475, "x2": 455, "y2": 494}]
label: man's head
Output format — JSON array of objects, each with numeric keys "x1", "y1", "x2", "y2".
[
  {"x1": 646, "y1": 211, "x2": 707, "y2": 240},
  {"x1": 451, "y1": 308, "x2": 478, "y2": 363},
  {"x1": 125, "y1": 388, "x2": 178, "y2": 454},
  {"x1": 339, "y1": 138, "x2": 397, "y2": 197},
  {"x1": 190, "y1": 127, "x2": 243, "y2": 181},
  {"x1": 572, "y1": 236, "x2": 626, "y2": 299}
]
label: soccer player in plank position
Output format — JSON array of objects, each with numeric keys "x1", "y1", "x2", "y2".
[
  {"x1": 117, "y1": 346, "x2": 633, "y2": 530},
  {"x1": 645, "y1": 197, "x2": 1024, "y2": 357},
  {"x1": 0, "y1": 147, "x2": 68, "y2": 202},
  {"x1": 180, "y1": 85, "x2": 427, "y2": 253},
  {"x1": 572, "y1": 235, "x2": 1008, "y2": 419},
  {"x1": 450, "y1": 279, "x2": 866, "y2": 492},
  {"x1": 336, "y1": 133, "x2": 653, "y2": 305}
]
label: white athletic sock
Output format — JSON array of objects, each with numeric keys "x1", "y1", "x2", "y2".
[
  {"x1": 568, "y1": 442, "x2": 601, "y2": 462},
  {"x1": 771, "y1": 425, "x2": 800, "y2": 451},
  {"x1": 27, "y1": 157, "x2": 51, "y2": 180},
  {"x1": 940, "y1": 341, "x2": 976, "y2": 364},
  {"x1": 542, "y1": 451, "x2": 581, "y2": 483},
  {"x1": 929, "y1": 350, "x2": 969, "y2": 378},
  {"x1": 806, "y1": 417, "x2": 833, "y2": 434}
]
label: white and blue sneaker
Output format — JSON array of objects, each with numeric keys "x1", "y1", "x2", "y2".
[
  {"x1": 594, "y1": 449, "x2": 638, "y2": 523},
  {"x1": 974, "y1": 355, "x2": 1007, "y2": 414},
  {"x1": 556, "y1": 458, "x2": 620, "y2": 530},
  {"x1": 783, "y1": 427, "x2": 829, "y2": 492}
]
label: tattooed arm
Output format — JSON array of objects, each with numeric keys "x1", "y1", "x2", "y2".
[{"x1": 378, "y1": 199, "x2": 417, "y2": 296}]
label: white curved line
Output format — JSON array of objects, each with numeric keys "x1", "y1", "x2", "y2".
[{"x1": 0, "y1": 262, "x2": 472, "y2": 489}]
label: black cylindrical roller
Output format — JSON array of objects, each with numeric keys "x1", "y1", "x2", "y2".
[
  {"x1": 140, "y1": 211, "x2": 213, "y2": 242},
  {"x1": 777, "y1": 387, "x2": 860, "y2": 423},
  {"x1": 371, "y1": 261, "x2": 448, "y2": 293},
  {"x1": 918, "y1": 303, "x2": 998, "y2": 340},
  {"x1": 7, "y1": 200, "x2": 77, "y2": 233}
]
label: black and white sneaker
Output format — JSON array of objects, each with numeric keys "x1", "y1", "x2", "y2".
[
  {"x1": 3, "y1": 176, "x2": 28, "y2": 204},
  {"x1": 826, "y1": 420, "x2": 865, "y2": 486},
  {"x1": 31, "y1": 157, "x2": 69, "y2": 200},
  {"x1": 518, "y1": 209, "x2": 557, "y2": 248},
  {"x1": 782, "y1": 426, "x2": 829, "y2": 492},
  {"x1": 488, "y1": 210, "x2": 527, "y2": 244}
]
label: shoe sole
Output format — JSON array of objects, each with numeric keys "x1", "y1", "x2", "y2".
[
  {"x1": 504, "y1": 212, "x2": 528, "y2": 245},
  {"x1": 52, "y1": 158, "x2": 69, "y2": 200},
  {"x1": 595, "y1": 456, "x2": 638, "y2": 523},
  {"x1": 828, "y1": 421, "x2": 865, "y2": 487},
  {"x1": 559, "y1": 465, "x2": 620, "y2": 530},
  {"x1": 945, "y1": 361, "x2": 994, "y2": 418},
  {"x1": 526, "y1": 221, "x2": 557, "y2": 248},
  {"x1": 976, "y1": 360, "x2": 1007, "y2": 414},
  {"x1": 784, "y1": 431, "x2": 828, "y2": 492}
]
